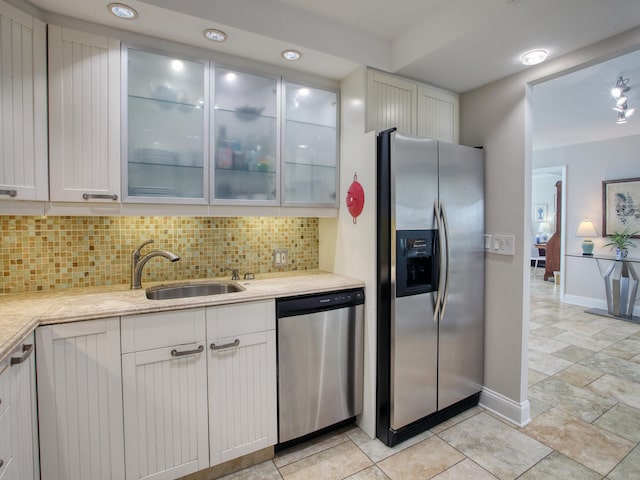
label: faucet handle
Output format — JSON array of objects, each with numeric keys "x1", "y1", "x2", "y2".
[{"x1": 133, "y1": 239, "x2": 154, "y2": 256}]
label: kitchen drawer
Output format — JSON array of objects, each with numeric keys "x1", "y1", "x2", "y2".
[
  {"x1": 122, "y1": 308, "x2": 206, "y2": 353},
  {"x1": 206, "y1": 300, "x2": 275, "y2": 339}
]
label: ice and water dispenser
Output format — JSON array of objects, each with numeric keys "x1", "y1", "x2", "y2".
[{"x1": 395, "y1": 230, "x2": 438, "y2": 297}]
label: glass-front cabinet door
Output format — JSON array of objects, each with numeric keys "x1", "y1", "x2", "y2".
[
  {"x1": 212, "y1": 68, "x2": 278, "y2": 203},
  {"x1": 124, "y1": 48, "x2": 208, "y2": 203},
  {"x1": 282, "y1": 82, "x2": 338, "y2": 206}
]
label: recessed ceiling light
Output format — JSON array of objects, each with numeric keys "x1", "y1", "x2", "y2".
[
  {"x1": 108, "y1": 3, "x2": 138, "y2": 20},
  {"x1": 520, "y1": 49, "x2": 548, "y2": 66},
  {"x1": 281, "y1": 49, "x2": 302, "y2": 61},
  {"x1": 203, "y1": 29, "x2": 227, "y2": 43}
]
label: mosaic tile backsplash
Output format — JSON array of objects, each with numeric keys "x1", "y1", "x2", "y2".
[{"x1": 1, "y1": 216, "x2": 319, "y2": 294}]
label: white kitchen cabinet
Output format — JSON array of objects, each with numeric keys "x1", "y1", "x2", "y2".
[
  {"x1": 0, "y1": 333, "x2": 39, "y2": 480},
  {"x1": 121, "y1": 309, "x2": 209, "y2": 480},
  {"x1": 124, "y1": 48, "x2": 208, "y2": 204},
  {"x1": 48, "y1": 25, "x2": 121, "y2": 203},
  {"x1": 366, "y1": 69, "x2": 459, "y2": 143},
  {"x1": 417, "y1": 84, "x2": 459, "y2": 143},
  {"x1": 282, "y1": 82, "x2": 338, "y2": 206},
  {"x1": 36, "y1": 318, "x2": 125, "y2": 480},
  {"x1": 366, "y1": 69, "x2": 417, "y2": 135},
  {"x1": 206, "y1": 300, "x2": 277, "y2": 465},
  {"x1": 0, "y1": 0, "x2": 47, "y2": 202}
]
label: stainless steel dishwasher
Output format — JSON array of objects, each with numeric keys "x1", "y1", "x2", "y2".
[{"x1": 276, "y1": 288, "x2": 365, "y2": 444}]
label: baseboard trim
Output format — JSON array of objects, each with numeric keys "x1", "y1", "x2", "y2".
[
  {"x1": 479, "y1": 387, "x2": 531, "y2": 427},
  {"x1": 563, "y1": 294, "x2": 606, "y2": 310}
]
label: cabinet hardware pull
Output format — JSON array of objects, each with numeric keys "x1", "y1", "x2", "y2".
[
  {"x1": 82, "y1": 193, "x2": 118, "y2": 201},
  {"x1": 0, "y1": 459, "x2": 3, "y2": 468},
  {"x1": 0, "y1": 189, "x2": 17, "y2": 197},
  {"x1": 210, "y1": 339, "x2": 240, "y2": 351},
  {"x1": 10, "y1": 344, "x2": 33, "y2": 366},
  {"x1": 170, "y1": 345, "x2": 204, "y2": 357}
]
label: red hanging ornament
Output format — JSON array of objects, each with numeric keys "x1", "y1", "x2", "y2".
[{"x1": 346, "y1": 173, "x2": 365, "y2": 224}]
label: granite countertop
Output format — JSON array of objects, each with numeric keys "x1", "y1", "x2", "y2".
[{"x1": 0, "y1": 270, "x2": 364, "y2": 361}]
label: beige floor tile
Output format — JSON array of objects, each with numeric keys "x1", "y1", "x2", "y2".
[
  {"x1": 528, "y1": 397, "x2": 552, "y2": 420},
  {"x1": 377, "y1": 436, "x2": 464, "y2": 480},
  {"x1": 431, "y1": 459, "x2": 498, "y2": 479},
  {"x1": 553, "y1": 319, "x2": 607, "y2": 337},
  {"x1": 603, "y1": 336, "x2": 640, "y2": 360},
  {"x1": 528, "y1": 368, "x2": 548, "y2": 387},
  {"x1": 438, "y1": 412, "x2": 551, "y2": 479},
  {"x1": 553, "y1": 363, "x2": 603, "y2": 387},
  {"x1": 345, "y1": 465, "x2": 390, "y2": 480},
  {"x1": 345, "y1": 426, "x2": 432, "y2": 464},
  {"x1": 523, "y1": 408, "x2": 634, "y2": 476},
  {"x1": 429, "y1": 406, "x2": 483, "y2": 434},
  {"x1": 529, "y1": 334, "x2": 570, "y2": 354},
  {"x1": 554, "y1": 330, "x2": 616, "y2": 352},
  {"x1": 530, "y1": 325, "x2": 567, "y2": 338},
  {"x1": 218, "y1": 460, "x2": 282, "y2": 480},
  {"x1": 594, "y1": 403, "x2": 640, "y2": 443},
  {"x1": 279, "y1": 441, "x2": 372, "y2": 480},
  {"x1": 274, "y1": 431, "x2": 350, "y2": 468},
  {"x1": 516, "y1": 451, "x2": 601, "y2": 480},
  {"x1": 581, "y1": 354, "x2": 640, "y2": 383},
  {"x1": 552, "y1": 345, "x2": 595, "y2": 363},
  {"x1": 608, "y1": 444, "x2": 640, "y2": 480},
  {"x1": 588, "y1": 373, "x2": 640, "y2": 410},
  {"x1": 529, "y1": 348, "x2": 573, "y2": 375}
]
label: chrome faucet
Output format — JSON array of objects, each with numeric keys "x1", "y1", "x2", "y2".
[
  {"x1": 131, "y1": 239, "x2": 180, "y2": 289},
  {"x1": 223, "y1": 267, "x2": 240, "y2": 281}
]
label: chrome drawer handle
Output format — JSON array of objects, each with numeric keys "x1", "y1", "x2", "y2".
[
  {"x1": 170, "y1": 345, "x2": 204, "y2": 357},
  {"x1": 0, "y1": 189, "x2": 17, "y2": 197},
  {"x1": 10, "y1": 344, "x2": 33, "y2": 366},
  {"x1": 210, "y1": 339, "x2": 240, "y2": 351},
  {"x1": 82, "y1": 193, "x2": 118, "y2": 201}
]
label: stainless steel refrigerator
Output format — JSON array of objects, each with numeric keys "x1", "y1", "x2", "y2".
[{"x1": 376, "y1": 129, "x2": 484, "y2": 447}]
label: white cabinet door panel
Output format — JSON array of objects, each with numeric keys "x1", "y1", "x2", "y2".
[
  {"x1": 208, "y1": 330, "x2": 277, "y2": 465},
  {"x1": 417, "y1": 85, "x2": 459, "y2": 143},
  {"x1": 36, "y1": 318, "x2": 125, "y2": 480},
  {"x1": 0, "y1": 0, "x2": 47, "y2": 202},
  {"x1": 48, "y1": 25, "x2": 120, "y2": 202},
  {"x1": 366, "y1": 70, "x2": 417, "y2": 135},
  {"x1": 122, "y1": 344, "x2": 209, "y2": 480}
]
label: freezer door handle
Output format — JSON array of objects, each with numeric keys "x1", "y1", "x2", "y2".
[
  {"x1": 433, "y1": 200, "x2": 445, "y2": 322},
  {"x1": 440, "y1": 201, "x2": 451, "y2": 319}
]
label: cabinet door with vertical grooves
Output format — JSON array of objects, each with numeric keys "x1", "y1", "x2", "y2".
[
  {"x1": 122, "y1": 344, "x2": 209, "y2": 480},
  {"x1": 208, "y1": 330, "x2": 277, "y2": 465},
  {"x1": 36, "y1": 318, "x2": 125, "y2": 480}
]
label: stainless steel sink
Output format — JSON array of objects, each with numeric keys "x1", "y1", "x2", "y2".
[{"x1": 145, "y1": 281, "x2": 245, "y2": 300}]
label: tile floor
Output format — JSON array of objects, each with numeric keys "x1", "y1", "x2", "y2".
[{"x1": 221, "y1": 269, "x2": 640, "y2": 479}]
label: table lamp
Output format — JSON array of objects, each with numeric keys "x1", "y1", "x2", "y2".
[
  {"x1": 576, "y1": 218, "x2": 598, "y2": 255},
  {"x1": 537, "y1": 222, "x2": 551, "y2": 242}
]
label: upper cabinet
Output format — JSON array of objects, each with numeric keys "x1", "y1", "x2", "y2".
[
  {"x1": 122, "y1": 45, "x2": 339, "y2": 209},
  {"x1": 124, "y1": 48, "x2": 208, "y2": 203},
  {"x1": 212, "y1": 68, "x2": 278, "y2": 204},
  {"x1": 48, "y1": 26, "x2": 121, "y2": 203},
  {"x1": 282, "y1": 82, "x2": 338, "y2": 206},
  {"x1": 0, "y1": 0, "x2": 47, "y2": 202},
  {"x1": 366, "y1": 69, "x2": 459, "y2": 143}
]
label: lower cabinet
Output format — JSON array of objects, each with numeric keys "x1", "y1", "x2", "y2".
[
  {"x1": 36, "y1": 318, "x2": 125, "y2": 480},
  {"x1": 0, "y1": 332, "x2": 39, "y2": 480},
  {"x1": 207, "y1": 300, "x2": 277, "y2": 464},
  {"x1": 121, "y1": 308, "x2": 209, "y2": 480}
]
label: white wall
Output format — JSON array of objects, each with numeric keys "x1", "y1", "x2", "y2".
[
  {"x1": 460, "y1": 25, "x2": 640, "y2": 425},
  {"x1": 534, "y1": 134, "x2": 640, "y2": 308},
  {"x1": 319, "y1": 68, "x2": 378, "y2": 437}
]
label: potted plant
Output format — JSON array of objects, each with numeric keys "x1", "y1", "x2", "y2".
[{"x1": 604, "y1": 228, "x2": 639, "y2": 260}]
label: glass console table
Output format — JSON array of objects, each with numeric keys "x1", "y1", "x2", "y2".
[{"x1": 569, "y1": 254, "x2": 640, "y2": 323}]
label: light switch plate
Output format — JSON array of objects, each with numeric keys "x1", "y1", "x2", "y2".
[
  {"x1": 273, "y1": 248, "x2": 288, "y2": 266},
  {"x1": 493, "y1": 234, "x2": 515, "y2": 256},
  {"x1": 483, "y1": 234, "x2": 493, "y2": 252}
]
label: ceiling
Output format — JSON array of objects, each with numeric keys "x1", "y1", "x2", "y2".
[{"x1": 25, "y1": 0, "x2": 640, "y2": 148}]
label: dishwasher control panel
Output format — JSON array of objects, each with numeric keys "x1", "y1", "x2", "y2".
[{"x1": 276, "y1": 288, "x2": 365, "y2": 318}]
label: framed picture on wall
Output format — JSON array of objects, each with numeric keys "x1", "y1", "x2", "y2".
[
  {"x1": 602, "y1": 177, "x2": 640, "y2": 236},
  {"x1": 534, "y1": 203, "x2": 547, "y2": 222}
]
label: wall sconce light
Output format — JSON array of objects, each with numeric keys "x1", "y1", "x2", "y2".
[
  {"x1": 611, "y1": 76, "x2": 635, "y2": 124},
  {"x1": 575, "y1": 218, "x2": 598, "y2": 255}
]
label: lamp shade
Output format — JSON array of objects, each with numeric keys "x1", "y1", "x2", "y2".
[
  {"x1": 576, "y1": 218, "x2": 598, "y2": 256},
  {"x1": 538, "y1": 222, "x2": 551, "y2": 233},
  {"x1": 576, "y1": 219, "x2": 598, "y2": 237}
]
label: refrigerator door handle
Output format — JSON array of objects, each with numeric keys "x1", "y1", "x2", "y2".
[
  {"x1": 440, "y1": 200, "x2": 451, "y2": 319},
  {"x1": 434, "y1": 199, "x2": 445, "y2": 322}
]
